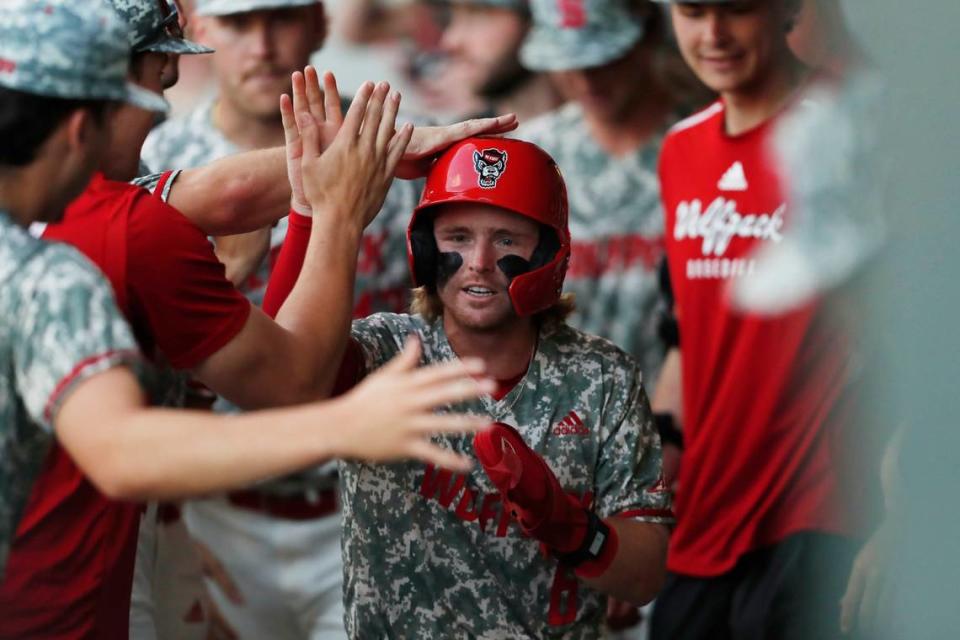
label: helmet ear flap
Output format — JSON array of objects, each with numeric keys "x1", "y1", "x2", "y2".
[{"x1": 529, "y1": 225, "x2": 561, "y2": 271}]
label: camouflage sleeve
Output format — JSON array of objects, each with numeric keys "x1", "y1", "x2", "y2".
[
  {"x1": 13, "y1": 247, "x2": 144, "y2": 431},
  {"x1": 349, "y1": 313, "x2": 422, "y2": 373},
  {"x1": 594, "y1": 367, "x2": 673, "y2": 524},
  {"x1": 131, "y1": 170, "x2": 181, "y2": 203}
]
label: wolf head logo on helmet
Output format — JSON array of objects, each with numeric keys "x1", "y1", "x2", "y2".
[{"x1": 473, "y1": 148, "x2": 508, "y2": 189}]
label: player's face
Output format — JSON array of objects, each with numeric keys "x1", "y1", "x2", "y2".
[
  {"x1": 102, "y1": 52, "x2": 169, "y2": 181},
  {"x1": 440, "y1": 5, "x2": 528, "y2": 99},
  {"x1": 548, "y1": 43, "x2": 649, "y2": 124},
  {"x1": 196, "y1": 5, "x2": 326, "y2": 119},
  {"x1": 670, "y1": 0, "x2": 797, "y2": 97},
  {"x1": 434, "y1": 204, "x2": 540, "y2": 333}
]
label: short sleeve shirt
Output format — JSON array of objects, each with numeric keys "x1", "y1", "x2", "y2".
[
  {"x1": 658, "y1": 98, "x2": 868, "y2": 576},
  {"x1": 43, "y1": 174, "x2": 251, "y2": 397},
  {"x1": 519, "y1": 104, "x2": 670, "y2": 385},
  {"x1": 341, "y1": 313, "x2": 672, "y2": 638},
  {"x1": 0, "y1": 213, "x2": 142, "y2": 576}
]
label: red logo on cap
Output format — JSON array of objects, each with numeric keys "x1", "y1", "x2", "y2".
[
  {"x1": 0, "y1": 58, "x2": 16, "y2": 74},
  {"x1": 558, "y1": 0, "x2": 586, "y2": 28}
]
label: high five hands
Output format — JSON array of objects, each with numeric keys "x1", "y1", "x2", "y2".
[
  {"x1": 280, "y1": 66, "x2": 519, "y2": 217},
  {"x1": 281, "y1": 70, "x2": 412, "y2": 231}
]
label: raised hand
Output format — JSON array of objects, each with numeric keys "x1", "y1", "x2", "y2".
[
  {"x1": 396, "y1": 114, "x2": 520, "y2": 180},
  {"x1": 280, "y1": 67, "x2": 345, "y2": 215},
  {"x1": 332, "y1": 338, "x2": 496, "y2": 472},
  {"x1": 289, "y1": 76, "x2": 413, "y2": 231}
]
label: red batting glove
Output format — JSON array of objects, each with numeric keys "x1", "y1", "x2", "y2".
[{"x1": 473, "y1": 422, "x2": 590, "y2": 554}]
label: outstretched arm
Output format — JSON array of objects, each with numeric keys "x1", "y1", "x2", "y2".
[
  {"x1": 56, "y1": 344, "x2": 494, "y2": 500},
  {"x1": 166, "y1": 146, "x2": 290, "y2": 236}
]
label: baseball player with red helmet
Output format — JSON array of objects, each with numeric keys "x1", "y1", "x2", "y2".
[{"x1": 264, "y1": 132, "x2": 673, "y2": 637}]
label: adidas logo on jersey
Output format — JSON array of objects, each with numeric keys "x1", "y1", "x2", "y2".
[
  {"x1": 718, "y1": 161, "x2": 748, "y2": 192},
  {"x1": 553, "y1": 411, "x2": 589, "y2": 436}
]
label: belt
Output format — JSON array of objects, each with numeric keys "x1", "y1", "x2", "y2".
[{"x1": 227, "y1": 488, "x2": 338, "y2": 520}]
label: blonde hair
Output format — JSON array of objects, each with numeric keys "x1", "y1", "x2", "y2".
[{"x1": 409, "y1": 287, "x2": 576, "y2": 325}]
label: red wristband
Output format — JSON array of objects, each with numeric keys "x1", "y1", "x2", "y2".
[{"x1": 262, "y1": 210, "x2": 312, "y2": 318}]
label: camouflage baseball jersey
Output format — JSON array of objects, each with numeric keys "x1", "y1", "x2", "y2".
[
  {"x1": 342, "y1": 313, "x2": 672, "y2": 638},
  {"x1": 518, "y1": 103, "x2": 669, "y2": 386},
  {"x1": 0, "y1": 212, "x2": 144, "y2": 576}
]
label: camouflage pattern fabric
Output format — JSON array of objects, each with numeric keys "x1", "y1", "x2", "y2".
[
  {"x1": 0, "y1": 213, "x2": 144, "y2": 576},
  {"x1": 518, "y1": 103, "x2": 669, "y2": 386},
  {"x1": 131, "y1": 169, "x2": 182, "y2": 203},
  {"x1": 342, "y1": 312, "x2": 672, "y2": 638},
  {"x1": 107, "y1": 0, "x2": 212, "y2": 54},
  {"x1": 0, "y1": 0, "x2": 167, "y2": 113},
  {"x1": 520, "y1": 0, "x2": 643, "y2": 72}
]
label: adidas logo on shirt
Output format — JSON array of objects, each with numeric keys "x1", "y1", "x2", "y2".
[
  {"x1": 553, "y1": 411, "x2": 589, "y2": 436},
  {"x1": 718, "y1": 161, "x2": 748, "y2": 192}
]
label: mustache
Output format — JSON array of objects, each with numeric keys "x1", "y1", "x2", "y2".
[{"x1": 241, "y1": 64, "x2": 288, "y2": 83}]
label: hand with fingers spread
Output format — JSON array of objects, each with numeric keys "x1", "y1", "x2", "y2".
[
  {"x1": 395, "y1": 114, "x2": 520, "y2": 179},
  {"x1": 330, "y1": 338, "x2": 495, "y2": 472},
  {"x1": 282, "y1": 75, "x2": 413, "y2": 231},
  {"x1": 280, "y1": 66, "x2": 345, "y2": 215}
]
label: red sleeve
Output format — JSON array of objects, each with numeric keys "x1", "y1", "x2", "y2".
[
  {"x1": 263, "y1": 212, "x2": 367, "y2": 391},
  {"x1": 126, "y1": 193, "x2": 251, "y2": 370},
  {"x1": 262, "y1": 212, "x2": 312, "y2": 319}
]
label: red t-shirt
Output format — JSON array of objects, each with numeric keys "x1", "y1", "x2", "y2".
[
  {"x1": 659, "y1": 101, "x2": 870, "y2": 577},
  {"x1": 0, "y1": 173, "x2": 250, "y2": 639}
]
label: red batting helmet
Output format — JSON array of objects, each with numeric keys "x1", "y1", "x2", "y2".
[{"x1": 407, "y1": 137, "x2": 570, "y2": 317}]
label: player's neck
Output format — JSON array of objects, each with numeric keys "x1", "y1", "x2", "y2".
[
  {"x1": 721, "y1": 53, "x2": 809, "y2": 137},
  {"x1": 494, "y1": 74, "x2": 563, "y2": 124},
  {"x1": 582, "y1": 81, "x2": 674, "y2": 157},
  {"x1": 0, "y1": 164, "x2": 55, "y2": 227},
  {"x1": 213, "y1": 98, "x2": 285, "y2": 151},
  {"x1": 443, "y1": 315, "x2": 538, "y2": 380}
]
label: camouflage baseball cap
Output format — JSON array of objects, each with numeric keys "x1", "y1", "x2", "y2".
[
  {"x1": 0, "y1": 0, "x2": 168, "y2": 112},
  {"x1": 109, "y1": 0, "x2": 213, "y2": 54},
  {"x1": 194, "y1": 0, "x2": 318, "y2": 16},
  {"x1": 521, "y1": 0, "x2": 644, "y2": 71}
]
